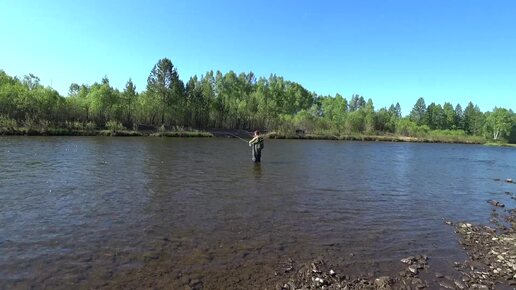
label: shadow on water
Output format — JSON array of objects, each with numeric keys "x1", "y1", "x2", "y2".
[{"x1": 0, "y1": 138, "x2": 515, "y2": 289}]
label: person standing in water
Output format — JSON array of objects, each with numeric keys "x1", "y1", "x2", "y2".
[{"x1": 248, "y1": 130, "x2": 264, "y2": 162}]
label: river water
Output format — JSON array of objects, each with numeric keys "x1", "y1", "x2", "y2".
[{"x1": 1, "y1": 137, "x2": 515, "y2": 289}]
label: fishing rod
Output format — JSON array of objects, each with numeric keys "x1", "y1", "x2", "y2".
[{"x1": 226, "y1": 132, "x2": 249, "y2": 143}]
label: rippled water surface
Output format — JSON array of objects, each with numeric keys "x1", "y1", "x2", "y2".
[{"x1": 1, "y1": 137, "x2": 515, "y2": 289}]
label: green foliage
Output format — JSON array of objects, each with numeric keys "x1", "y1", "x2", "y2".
[
  {"x1": 484, "y1": 107, "x2": 513, "y2": 140},
  {"x1": 410, "y1": 97, "x2": 427, "y2": 125},
  {"x1": 0, "y1": 115, "x2": 17, "y2": 129},
  {"x1": 1, "y1": 65, "x2": 515, "y2": 143},
  {"x1": 463, "y1": 102, "x2": 485, "y2": 135},
  {"x1": 151, "y1": 131, "x2": 213, "y2": 137},
  {"x1": 395, "y1": 118, "x2": 429, "y2": 137},
  {"x1": 147, "y1": 58, "x2": 183, "y2": 125}
]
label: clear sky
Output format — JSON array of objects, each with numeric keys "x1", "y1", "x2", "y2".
[{"x1": 1, "y1": 0, "x2": 515, "y2": 115}]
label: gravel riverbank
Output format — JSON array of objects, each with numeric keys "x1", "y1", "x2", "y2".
[{"x1": 277, "y1": 188, "x2": 516, "y2": 290}]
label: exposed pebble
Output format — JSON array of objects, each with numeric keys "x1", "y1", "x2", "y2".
[{"x1": 408, "y1": 265, "x2": 418, "y2": 274}]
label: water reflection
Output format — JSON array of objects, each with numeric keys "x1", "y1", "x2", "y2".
[{"x1": 252, "y1": 163, "x2": 262, "y2": 179}]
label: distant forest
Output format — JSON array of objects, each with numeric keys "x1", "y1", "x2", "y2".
[{"x1": 1, "y1": 58, "x2": 515, "y2": 142}]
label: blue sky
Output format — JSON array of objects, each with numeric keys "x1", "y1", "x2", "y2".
[{"x1": 1, "y1": 0, "x2": 515, "y2": 115}]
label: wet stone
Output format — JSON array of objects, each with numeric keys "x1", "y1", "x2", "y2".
[
  {"x1": 374, "y1": 276, "x2": 392, "y2": 288},
  {"x1": 438, "y1": 281, "x2": 456, "y2": 289},
  {"x1": 454, "y1": 280, "x2": 466, "y2": 289}
]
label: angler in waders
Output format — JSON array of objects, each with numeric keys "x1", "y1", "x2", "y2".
[{"x1": 248, "y1": 130, "x2": 264, "y2": 162}]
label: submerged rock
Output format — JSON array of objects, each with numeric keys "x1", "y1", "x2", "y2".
[{"x1": 487, "y1": 199, "x2": 505, "y2": 207}]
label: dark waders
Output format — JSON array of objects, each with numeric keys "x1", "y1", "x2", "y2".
[{"x1": 251, "y1": 143, "x2": 262, "y2": 162}]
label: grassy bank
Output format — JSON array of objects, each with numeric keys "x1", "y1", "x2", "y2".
[
  {"x1": 1, "y1": 125, "x2": 506, "y2": 145},
  {"x1": 150, "y1": 131, "x2": 213, "y2": 137},
  {"x1": 484, "y1": 142, "x2": 516, "y2": 147},
  {"x1": 0, "y1": 127, "x2": 213, "y2": 137},
  {"x1": 267, "y1": 132, "x2": 488, "y2": 144}
]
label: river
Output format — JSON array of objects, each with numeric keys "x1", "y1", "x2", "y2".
[{"x1": 0, "y1": 137, "x2": 515, "y2": 289}]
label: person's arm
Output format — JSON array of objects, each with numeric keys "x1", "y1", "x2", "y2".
[{"x1": 249, "y1": 136, "x2": 258, "y2": 144}]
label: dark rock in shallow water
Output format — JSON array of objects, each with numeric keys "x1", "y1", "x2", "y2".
[{"x1": 487, "y1": 199, "x2": 505, "y2": 207}]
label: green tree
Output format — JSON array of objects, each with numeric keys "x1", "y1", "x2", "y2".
[
  {"x1": 147, "y1": 58, "x2": 181, "y2": 125},
  {"x1": 463, "y1": 102, "x2": 484, "y2": 135},
  {"x1": 389, "y1": 102, "x2": 402, "y2": 118},
  {"x1": 454, "y1": 103, "x2": 463, "y2": 129},
  {"x1": 485, "y1": 107, "x2": 512, "y2": 140},
  {"x1": 68, "y1": 83, "x2": 80, "y2": 97},
  {"x1": 320, "y1": 94, "x2": 347, "y2": 133},
  {"x1": 426, "y1": 103, "x2": 445, "y2": 130},
  {"x1": 122, "y1": 79, "x2": 137, "y2": 125},
  {"x1": 443, "y1": 102, "x2": 456, "y2": 129},
  {"x1": 22, "y1": 73, "x2": 41, "y2": 90},
  {"x1": 376, "y1": 108, "x2": 392, "y2": 132},
  {"x1": 410, "y1": 97, "x2": 426, "y2": 125},
  {"x1": 349, "y1": 94, "x2": 365, "y2": 112},
  {"x1": 363, "y1": 98, "x2": 375, "y2": 134}
]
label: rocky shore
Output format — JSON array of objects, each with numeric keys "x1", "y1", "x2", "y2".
[{"x1": 277, "y1": 186, "x2": 516, "y2": 290}]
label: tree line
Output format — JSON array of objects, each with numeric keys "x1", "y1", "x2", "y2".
[{"x1": 1, "y1": 58, "x2": 515, "y2": 142}]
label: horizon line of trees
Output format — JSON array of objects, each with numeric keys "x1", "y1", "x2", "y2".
[{"x1": 1, "y1": 58, "x2": 515, "y2": 142}]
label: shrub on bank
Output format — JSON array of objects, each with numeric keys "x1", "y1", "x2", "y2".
[
  {"x1": 150, "y1": 130, "x2": 213, "y2": 137},
  {"x1": 106, "y1": 120, "x2": 126, "y2": 132},
  {"x1": 0, "y1": 115, "x2": 17, "y2": 129}
]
